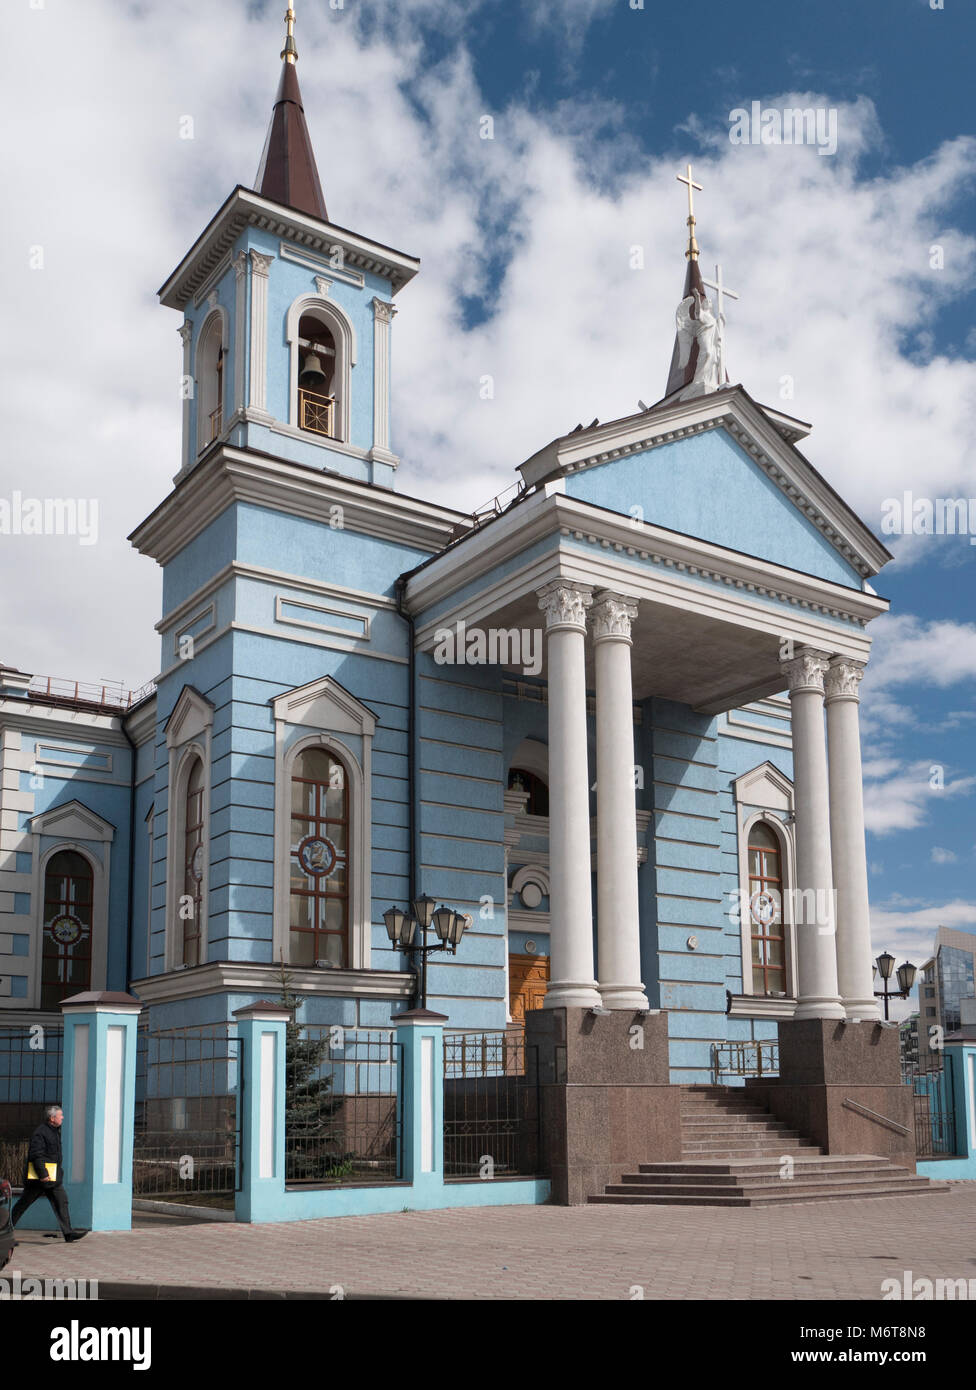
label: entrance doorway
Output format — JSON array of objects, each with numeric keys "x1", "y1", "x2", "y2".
[{"x1": 509, "y1": 952, "x2": 549, "y2": 1023}]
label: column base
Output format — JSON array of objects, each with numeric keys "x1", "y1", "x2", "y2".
[
  {"x1": 543, "y1": 981, "x2": 602, "y2": 1009},
  {"x1": 792, "y1": 997, "x2": 846, "y2": 1022},
  {"x1": 842, "y1": 997, "x2": 882, "y2": 1022},
  {"x1": 597, "y1": 982, "x2": 650, "y2": 1011}
]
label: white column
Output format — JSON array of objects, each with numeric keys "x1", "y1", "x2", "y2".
[
  {"x1": 178, "y1": 320, "x2": 193, "y2": 473},
  {"x1": 538, "y1": 581, "x2": 601, "y2": 1009},
  {"x1": 370, "y1": 297, "x2": 398, "y2": 464},
  {"x1": 248, "y1": 250, "x2": 273, "y2": 417},
  {"x1": 783, "y1": 649, "x2": 845, "y2": 1021},
  {"x1": 592, "y1": 592, "x2": 648, "y2": 1010},
  {"x1": 825, "y1": 658, "x2": 880, "y2": 1021}
]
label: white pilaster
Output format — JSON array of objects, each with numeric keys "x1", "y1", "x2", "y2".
[
  {"x1": 179, "y1": 320, "x2": 194, "y2": 473},
  {"x1": 370, "y1": 297, "x2": 397, "y2": 466},
  {"x1": 233, "y1": 250, "x2": 248, "y2": 417},
  {"x1": 248, "y1": 250, "x2": 273, "y2": 418},
  {"x1": 783, "y1": 649, "x2": 845, "y2": 1020},
  {"x1": 538, "y1": 581, "x2": 601, "y2": 1009},
  {"x1": 825, "y1": 658, "x2": 880, "y2": 1021},
  {"x1": 592, "y1": 592, "x2": 648, "y2": 1010}
]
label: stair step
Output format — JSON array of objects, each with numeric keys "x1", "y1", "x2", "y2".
[
  {"x1": 638, "y1": 1155, "x2": 891, "y2": 1176},
  {"x1": 620, "y1": 1164, "x2": 902, "y2": 1187},
  {"x1": 589, "y1": 1181, "x2": 951, "y2": 1206}
]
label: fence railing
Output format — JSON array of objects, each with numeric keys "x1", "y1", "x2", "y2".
[
  {"x1": 285, "y1": 1028, "x2": 401, "y2": 1186},
  {"x1": 711, "y1": 1040, "x2": 779, "y2": 1083},
  {"x1": 443, "y1": 1029, "x2": 540, "y2": 1179},
  {"x1": 0, "y1": 1025, "x2": 64, "y2": 1182},
  {"x1": 133, "y1": 1024, "x2": 241, "y2": 1204},
  {"x1": 904, "y1": 1059, "x2": 958, "y2": 1158}
]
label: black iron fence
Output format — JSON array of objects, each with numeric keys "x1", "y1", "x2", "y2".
[
  {"x1": 133, "y1": 1025, "x2": 241, "y2": 1205},
  {"x1": 903, "y1": 1056, "x2": 958, "y2": 1158},
  {"x1": 443, "y1": 1029, "x2": 541, "y2": 1178},
  {"x1": 285, "y1": 1027, "x2": 401, "y2": 1186},
  {"x1": 0, "y1": 1024, "x2": 64, "y2": 1183}
]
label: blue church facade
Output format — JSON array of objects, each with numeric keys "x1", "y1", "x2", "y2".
[{"x1": 0, "y1": 21, "x2": 894, "y2": 1088}]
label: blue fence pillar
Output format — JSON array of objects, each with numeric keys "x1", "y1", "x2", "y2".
[
  {"x1": 948, "y1": 1042, "x2": 976, "y2": 1162},
  {"x1": 233, "y1": 1002, "x2": 289, "y2": 1223},
  {"x1": 395, "y1": 1009, "x2": 449, "y2": 1197},
  {"x1": 57, "y1": 991, "x2": 142, "y2": 1232}
]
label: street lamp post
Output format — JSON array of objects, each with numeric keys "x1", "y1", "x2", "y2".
[
  {"x1": 383, "y1": 892, "x2": 468, "y2": 1011},
  {"x1": 873, "y1": 951, "x2": 917, "y2": 1021}
]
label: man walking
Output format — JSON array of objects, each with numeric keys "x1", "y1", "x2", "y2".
[{"x1": 11, "y1": 1105, "x2": 87, "y2": 1242}]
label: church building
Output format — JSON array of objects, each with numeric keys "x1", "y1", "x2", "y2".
[{"x1": 0, "y1": 7, "x2": 893, "y2": 1090}]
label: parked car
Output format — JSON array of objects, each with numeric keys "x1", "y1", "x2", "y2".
[{"x1": 0, "y1": 1178, "x2": 16, "y2": 1271}]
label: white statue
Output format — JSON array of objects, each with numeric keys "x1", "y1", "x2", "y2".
[{"x1": 673, "y1": 287, "x2": 719, "y2": 395}]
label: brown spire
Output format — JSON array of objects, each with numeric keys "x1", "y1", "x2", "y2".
[{"x1": 254, "y1": 6, "x2": 328, "y2": 222}]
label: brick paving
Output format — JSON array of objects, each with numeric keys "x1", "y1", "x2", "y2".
[{"x1": 8, "y1": 1185, "x2": 976, "y2": 1300}]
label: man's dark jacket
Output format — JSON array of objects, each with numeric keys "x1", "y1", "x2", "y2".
[{"x1": 22, "y1": 1120, "x2": 63, "y2": 1188}]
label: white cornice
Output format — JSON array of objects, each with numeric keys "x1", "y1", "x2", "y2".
[
  {"x1": 408, "y1": 493, "x2": 889, "y2": 647},
  {"x1": 131, "y1": 961, "x2": 415, "y2": 1005},
  {"x1": 516, "y1": 388, "x2": 890, "y2": 579},
  {"x1": 128, "y1": 445, "x2": 470, "y2": 566},
  {"x1": 0, "y1": 699, "x2": 131, "y2": 744},
  {"x1": 158, "y1": 187, "x2": 422, "y2": 310}
]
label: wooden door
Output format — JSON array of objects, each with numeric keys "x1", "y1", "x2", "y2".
[{"x1": 509, "y1": 952, "x2": 550, "y2": 1022}]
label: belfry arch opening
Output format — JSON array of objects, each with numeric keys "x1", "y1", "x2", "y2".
[{"x1": 297, "y1": 313, "x2": 338, "y2": 439}]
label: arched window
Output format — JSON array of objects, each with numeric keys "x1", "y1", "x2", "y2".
[
  {"x1": 182, "y1": 757, "x2": 205, "y2": 967},
  {"x1": 508, "y1": 767, "x2": 549, "y2": 817},
  {"x1": 196, "y1": 312, "x2": 226, "y2": 452},
  {"x1": 748, "y1": 821, "x2": 786, "y2": 996},
  {"x1": 289, "y1": 747, "x2": 350, "y2": 967},
  {"x1": 297, "y1": 312, "x2": 338, "y2": 439},
  {"x1": 41, "y1": 850, "x2": 94, "y2": 1010}
]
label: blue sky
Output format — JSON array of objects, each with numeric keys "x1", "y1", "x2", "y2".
[{"x1": 1, "y1": 0, "x2": 974, "y2": 1004}]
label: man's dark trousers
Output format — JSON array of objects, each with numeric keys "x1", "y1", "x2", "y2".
[{"x1": 11, "y1": 1181, "x2": 72, "y2": 1235}]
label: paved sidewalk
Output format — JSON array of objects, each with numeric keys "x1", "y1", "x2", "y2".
[{"x1": 8, "y1": 1185, "x2": 976, "y2": 1300}]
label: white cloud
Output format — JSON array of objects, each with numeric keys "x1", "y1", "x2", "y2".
[
  {"x1": 870, "y1": 898, "x2": 976, "y2": 970},
  {"x1": 930, "y1": 847, "x2": 958, "y2": 864},
  {"x1": 862, "y1": 759, "x2": 976, "y2": 835},
  {"x1": 2, "y1": 3, "x2": 975, "y2": 692}
]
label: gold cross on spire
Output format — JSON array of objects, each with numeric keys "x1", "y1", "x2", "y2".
[
  {"x1": 676, "y1": 163, "x2": 703, "y2": 262},
  {"x1": 282, "y1": 5, "x2": 298, "y2": 64}
]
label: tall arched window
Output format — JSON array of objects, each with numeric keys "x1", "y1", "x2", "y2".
[
  {"x1": 748, "y1": 822, "x2": 786, "y2": 996},
  {"x1": 41, "y1": 850, "x2": 93, "y2": 1010},
  {"x1": 182, "y1": 757, "x2": 205, "y2": 967},
  {"x1": 196, "y1": 312, "x2": 226, "y2": 452},
  {"x1": 289, "y1": 747, "x2": 349, "y2": 967},
  {"x1": 297, "y1": 312, "x2": 338, "y2": 439}
]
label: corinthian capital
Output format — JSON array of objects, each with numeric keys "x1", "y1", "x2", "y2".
[
  {"x1": 538, "y1": 581, "x2": 593, "y2": 631},
  {"x1": 591, "y1": 591, "x2": 638, "y2": 642},
  {"x1": 824, "y1": 658, "x2": 866, "y2": 702},
  {"x1": 249, "y1": 250, "x2": 274, "y2": 278},
  {"x1": 782, "y1": 649, "x2": 832, "y2": 695},
  {"x1": 372, "y1": 297, "x2": 397, "y2": 324}
]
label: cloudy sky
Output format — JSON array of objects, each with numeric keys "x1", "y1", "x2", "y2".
[{"x1": 2, "y1": 0, "x2": 974, "y2": 1010}]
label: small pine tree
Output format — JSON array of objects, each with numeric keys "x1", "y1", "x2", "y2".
[{"x1": 276, "y1": 960, "x2": 346, "y2": 1181}]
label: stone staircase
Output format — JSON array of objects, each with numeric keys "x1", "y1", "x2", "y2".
[{"x1": 588, "y1": 1085, "x2": 951, "y2": 1207}]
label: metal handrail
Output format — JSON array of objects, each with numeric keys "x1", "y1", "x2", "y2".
[{"x1": 842, "y1": 1098, "x2": 910, "y2": 1135}]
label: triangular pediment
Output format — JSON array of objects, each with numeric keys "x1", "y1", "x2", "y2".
[
  {"x1": 518, "y1": 385, "x2": 890, "y2": 584},
  {"x1": 165, "y1": 685, "x2": 215, "y2": 749},
  {"x1": 31, "y1": 800, "x2": 115, "y2": 843},
  {"x1": 734, "y1": 762, "x2": 794, "y2": 814},
  {"x1": 272, "y1": 675, "x2": 377, "y2": 736}
]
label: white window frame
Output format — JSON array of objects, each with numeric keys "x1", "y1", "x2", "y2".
[
  {"x1": 164, "y1": 687, "x2": 214, "y2": 972},
  {"x1": 27, "y1": 800, "x2": 114, "y2": 1012},
  {"x1": 739, "y1": 800, "x2": 800, "y2": 1006},
  {"x1": 285, "y1": 293, "x2": 358, "y2": 445},
  {"x1": 195, "y1": 306, "x2": 229, "y2": 455},
  {"x1": 272, "y1": 676, "x2": 374, "y2": 972}
]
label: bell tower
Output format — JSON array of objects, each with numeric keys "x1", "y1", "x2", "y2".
[{"x1": 160, "y1": 3, "x2": 417, "y2": 488}]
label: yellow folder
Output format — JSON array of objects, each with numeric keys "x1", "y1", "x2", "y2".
[{"x1": 27, "y1": 1161, "x2": 58, "y2": 1181}]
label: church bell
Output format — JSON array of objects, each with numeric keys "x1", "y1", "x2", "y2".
[{"x1": 299, "y1": 353, "x2": 328, "y2": 389}]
